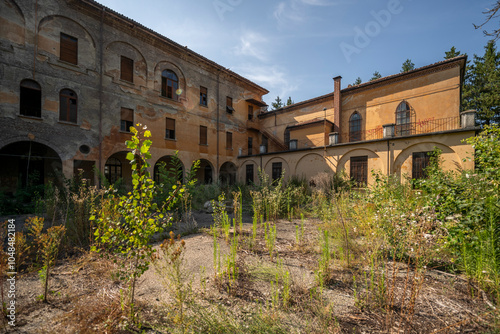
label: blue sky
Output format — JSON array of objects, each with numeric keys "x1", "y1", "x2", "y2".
[{"x1": 96, "y1": 0, "x2": 496, "y2": 106}]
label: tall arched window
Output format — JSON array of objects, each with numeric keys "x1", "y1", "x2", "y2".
[
  {"x1": 395, "y1": 101, "x2": 415, "y2": 136},
  {"x1": 349, "y1": 112, "x2": 362, "y2": 142},
  {"x1": 20, "y1": 79, "x2": 41, "y2": 118},
  {"x1": 161, "y1": 70, "x2": 179, "y2": 100},
  {"x1": 104, "y1": 157, "x2": 122, "y2": 184},
  {"x1": 59, "y1": 89, "x2": 77, "y2": 123}
]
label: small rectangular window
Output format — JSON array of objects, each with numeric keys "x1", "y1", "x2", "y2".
[
  {"x1": 60, "y1": 33, "x2": 78, "y2": 65},
  {"x1": 350, "y1": 156, "x2": 368, "y2": 187},
  {"x1": 200, "y1": 86, "x2": 208, "y2": 106},
  {"x1": 248, "y1": 105, "x2": 254, "y2": 120},
  {"x1": 120, "y1": 56, "x2": 134, "y2": 82},
  {"x1": 246, "y1": 164, "x2": 254, "y2": 185},
  {"x1": 200, "y1": 125, "x2": 207, "y2": 145},
  {"x1": 226, "y1": 132, "x2": 232, "y2": 149},
  {"x1": 412, "y1": 152, "x2": 431, "y2": 179},
  {"x1": 226, "y1": 96, "x2": 234, "y2": 113},
  {"x1": 120, "y1": 108, "x2": 133, "y2": 132},
  {"x1": 248, "y1": 137, "x2": 253, "y2": 154},
  {"x1": 20, "y1": 81, "x2": 41, "y2": 118},
  {"x1": 272, "y1": 162, "x2": 282, "y2": 182},
  {"x1": 165, "y1": 117, "x2": 176, "y2": 139}
]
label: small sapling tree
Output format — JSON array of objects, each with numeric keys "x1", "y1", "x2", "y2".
[{"x1": 91, "y1": 124, "x2": 183, "y2": 318}]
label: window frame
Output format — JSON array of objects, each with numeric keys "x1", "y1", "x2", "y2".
[
  {"x1": 350, "y1": 156, "x2": 368, "y2": 187},
  {"x1": 226, "y1": 96, "x2": 234, "y2": 113},
  {"x1": 248, "y1": 105, "x2": 254, "y2": 120},
  {"x1": 161, "y1": 69, "x2": 179, "y2": 101},
  {"x1": 349, "y1": 112, "x2": 362, "y2": 142},
  {"x1": 165, "y1": 117, "x2": 176, "y2": 140},
  {"x1": 200, "y1": 125, "x2": 208, "y2": 145},
  {"x1": 272, "y1": 162, "x2": 282, "y2": 183},
  {"x1": 104, "y1": 157, "x2": 122, "y2": 184},
  {"x1": 60, "y1": 32, "x2": 78, "y2": 65},
  {"x1": 246, "y1": 164, "x2": 254, "y2": 185},
  {"x1": 20, "y1": 79, "x2": 42, "y2": 118},
  {"x1": 59, "y1": 88, "x2": 78, "y2": 123},
  {"x1": 120, "y1": 56, "x2": 134, "y2": 82},
  {"x1": 200, "y1": 86, "x2": 208, "y2": 106},
  {"x1": 395, "y1": 101, "x2": 415, "y2": 136},
  {"x1": 412, "y1": 152, "x2": 431, "y2": 180},
  {"x1": 226, "y1": 131, "x2": 232, "y2": 149},
  {"x1": 248, "y1": 137, "x2": 253, "y2": 154},
  {"x1": 120, "y1": 107, "x2": 134, "y2": 133}
]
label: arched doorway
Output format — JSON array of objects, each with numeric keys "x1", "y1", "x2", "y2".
[
  {"x1": 194, "y1": 159, "x2": 213, "y2": 184},
  {"x1": 104, "y1": 152, "x2": 132, "y2": 187},
  {"x1": 219, "y1": 162, "x2": 236, "y2": 186},
  {"x1": 154, "y1": 155, "x2": 184, "y2": 184},
  {"x1": 0, "y1": 141, "x2": 62, "y2": 195}
]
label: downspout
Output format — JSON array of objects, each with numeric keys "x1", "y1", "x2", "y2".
[
  {"x1": 216, "y1": 70, "x2": 220, "y2": 184},
  {"x1": 387, "y1": 139, "x2": 390, "y2": 177},
  {"x1": 33, "y1": 0, "x2": 38, "y2": 79},
  {"x1": 98, "y1": 9, "x2": 104, "y2": 187}
]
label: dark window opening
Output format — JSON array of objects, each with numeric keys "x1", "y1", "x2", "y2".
[
  {"x1": 226, "y1": 96, "x2": 234, "y2": 113},
  {"x1": 246, "y1": 164, "x2": 254, "y2": 185},
  {"x1": 200, "y1": 86, "x2": 207, "y2": 106},
  {"x1": 200, "y1": 126, "x2": 207, "y2": 145},
  {"x1": 350, "y1": 156, "x2": 368, "y2": 187},
  {"x1": 248, "y1": 137, "x2": 253, "y2": 154},
  {"x1": 60, "y1": 33, "x2": 78, "y2": 65},
  {"x1": 284, "y1": 128, "x2": 290, "y2": 148},
  {"x1": 412, "y1": 152, "x2": 431, "y2": 179},
  {"x1": 272, "y1": 162, "x2": 282, "y2": 183},
  {"x1": 105, "y1": 157, "x2": 122, "y2": 184},
  {"x1": 166, "y1": 117, "x2": 176, "y2": 140},
  {"x1": 120, "y1": 56, "x2": 134, "y2": 82},
  {"x1": 226, "y1": 132, "x2": 232, "y2": 149},
  {"x1": 20, "y1": 80, "x2": 41, "y2": 118},
  {"x1": 120, "y1": 108, "x2": 133, "y2": 132},
  {"x1": 161, "y1": 70, "x2": 179, "y2": 100},
  {"x1": 59, "y1": 89, "x2": 77, "y2": 123},
  {"x1": 248, "y1": 105, "x2": 254, "y2": 120}
]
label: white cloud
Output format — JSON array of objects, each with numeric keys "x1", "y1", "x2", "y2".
[{"x1": 233, "y1": 31, "x2": 269, "y2": 61}]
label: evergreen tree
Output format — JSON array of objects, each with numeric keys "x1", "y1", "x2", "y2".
[
  {"x1": 286, "y1": 96, "x2": 294, "y2": 106},
  {"x1": 401, "y1": 59, "x2": 415, "y2": 73},
  {"x1": 463, "y1": 41, "x2": 500, "y2": 125},
  {"x1": 271, "y1": 96, "x2": 283, "y2": 110},
  {"x1": 444, "y1": 46, "x2": 461, "y2": 59},
  {"x1": 370, "y1": 71, "x2": 382, "y2": 81},
  {"x1": 353, "y1": 77, "x2": 362, "y2": 85}
]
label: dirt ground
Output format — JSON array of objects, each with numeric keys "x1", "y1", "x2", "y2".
[{"x1": 1, "y1": 212, "x2": 498, "y2": 333}]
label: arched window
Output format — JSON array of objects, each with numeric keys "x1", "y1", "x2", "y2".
[
  {"x1": 59, "y1": 89, "x2": 77, "y2": 123},
  {"x1": 20, "y1": 79, "x2": 41, "y2": 118},
  {"x1": 395, "y1": 101, "x2": 415, "y2": 136},
  {"x1": 349, "y1": 112, "x2": 362, "y2": 142},
  {"x1": 104, "y1": 157, "x2": 122, "y2": 184},
  {"x1": 161, "y1": 70, "x2": 179, "y2": 100}
]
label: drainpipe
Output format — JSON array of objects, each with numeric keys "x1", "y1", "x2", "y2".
[
  {"x1": 98, "y1": 9, "x2": 104, "y2": 187},
  {"x1": 333, "y1": 76, "x2": 342, "y2": 136},
  {"x1": 216, "y1": 70, "x2": 220, "y2": 184},
  {"x1": 33, "y1": 0, "x2": 38, "y2": 79}
]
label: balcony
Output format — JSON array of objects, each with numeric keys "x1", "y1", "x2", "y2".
[{"x1": 340, "y1": 116, "x2": 461, "y2": 143}]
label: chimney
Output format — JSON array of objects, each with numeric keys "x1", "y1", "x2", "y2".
[{"x1": 333, "y1": 76, "x2": 342, "y2": 135}]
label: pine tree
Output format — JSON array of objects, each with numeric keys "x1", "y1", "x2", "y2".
[
  {"x1": 401, "y1": 59, "x2": 415, "y2": 73},
  {"x1": 463, "y1": 41, "x2": 500, "y2": 125},
  {"x1": 353, "y1": 77, "x2": 362, "y2": 85},
  {"x1": 444, "y1": 46, "x2": 461, "y2": 59},
  {"x1": 271, "y1": 96, "x2": 283, "y2": 110},
  {"x1": 370, "y1": 71, "x2": 382, "y2": 81},
  {"x1": 286, "y1": 96, "x2": 294, "y2": 106}
]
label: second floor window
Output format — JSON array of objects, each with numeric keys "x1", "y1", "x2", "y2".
[
  {"x1": 165, "y1": 117, "x2": 175, "y2": 139},
  {"x1": 200, "y1": 86, "x2": 207, "y2": 106},
  {"x1": 20, "y1": 79, "x2": 41, "y2": 118},
  {"x1": 161, "y1": 70, "x2": 179, "y2": 100},
  {"x1": 120, "y1": 107, "x2": 133, "y2": 132},
  {"x1": 349, "y1": 112, "x2": 362, "y2": 142},
  {"x1": 248, "y1": 137, "x2": 253, "y2": 153},
  {"x1": 120, "y1": 56, "x2": 134, "y2": 82},
  {"x1": 248, "y1": 105, "x2": 254, "y2": 120},
  {"x1": 226, "y1": 132, "x2": 232, "y2": 149},
  {"x1": 60, "y1": 33, "x2": 78, "y2": 65},
  {"x1": 59, "y1": 89, "x2": 77, "y2": 123},
  {"x1": 395, "y1": 101, "x2": 415, "y2": 136},
  {"x1": 226, "y1": 96, "x2": 234, "y2": 113}
]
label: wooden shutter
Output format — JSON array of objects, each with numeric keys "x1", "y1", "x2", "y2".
[
  {"x1": 120, "y1": 56, "x2": 134, "y2": 82},
  {"x1": 60, "y1": 33, "x2": 78, "y2": 65},
  {"x1": 121, "y1": 108, "x2": 133, "y2": 122},
  {"x1": 200, "y1": 126, "x2": 207, "y2": 145},
  {"x1": 226, "y1": 132, "x2": 232, "y2": 149}
]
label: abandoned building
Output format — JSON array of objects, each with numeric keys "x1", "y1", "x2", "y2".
[{"x1": 0, "y1": 0, "x2": 477, "y2": 195}]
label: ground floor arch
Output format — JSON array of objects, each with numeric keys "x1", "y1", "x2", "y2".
[
  {"x1": 153, "y1": 155, "x2": 184, "y2": 184},
  {"x1": 104, "y1": 151, "x2": 132, "y2": 187},
  {"x1": 219, "y1": 161, "x2": 237, "y2": 186},
  {"x1": 0, "y1": 141, "x2": 62, "y2": 195},
  {"x1": 194, "y1": 159, "x2": 213, "y2": 184}
]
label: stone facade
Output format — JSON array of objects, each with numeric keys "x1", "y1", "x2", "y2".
[{"x1": 0, "y1": 0, "x2": 476, "y2": 193}]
